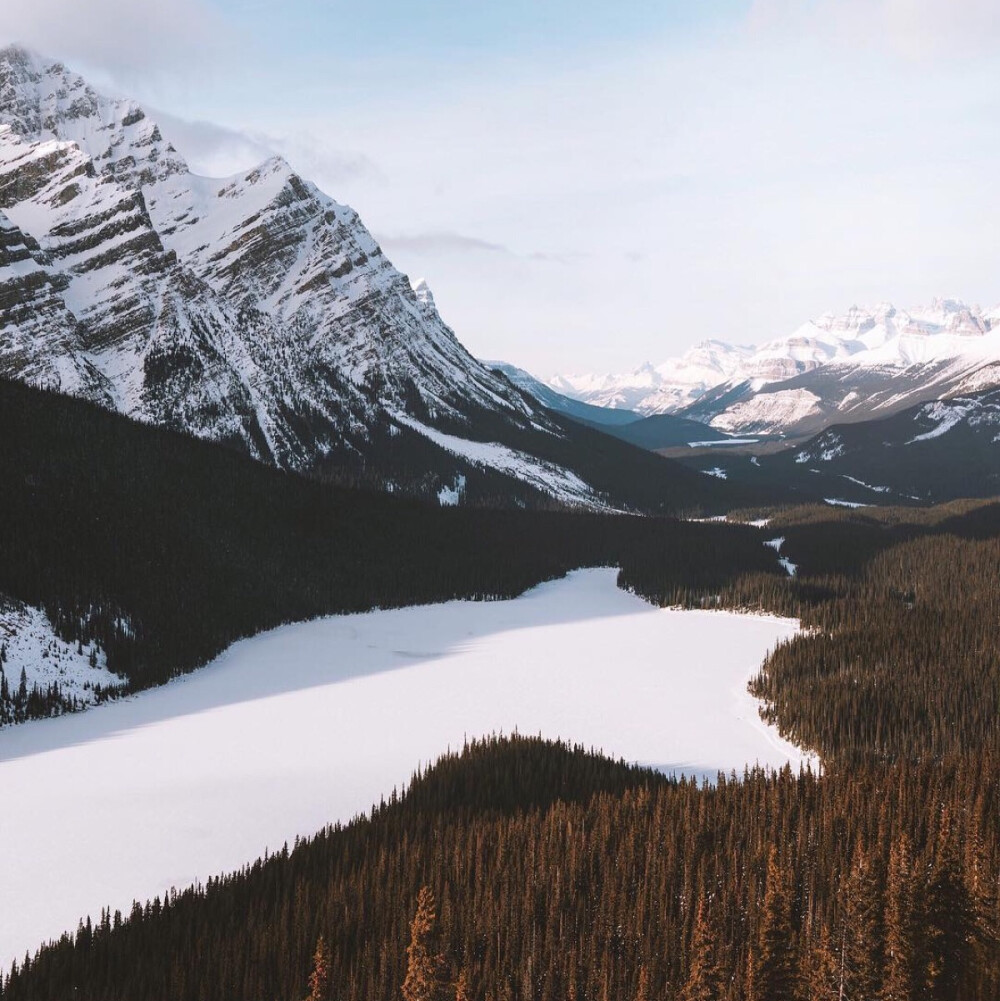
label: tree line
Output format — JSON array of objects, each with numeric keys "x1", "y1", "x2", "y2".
[
  {"x1": 0, "y1": 377, "x2": 782, "y2": 724},
  {"x1": 2, "y1": 735, "x2": 996, "y2": 1001}
]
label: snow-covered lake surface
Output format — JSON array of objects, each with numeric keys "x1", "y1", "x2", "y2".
[{"x1": 0, "y1": 568, "x2": 809, "y2": 969}]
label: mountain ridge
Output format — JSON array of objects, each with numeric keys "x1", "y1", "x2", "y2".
[
  {"x1": 0, "y1": 44, "x2": 744, "y2": 513},
  {"x1": 550, "y1": 298, "x2": 1000, "y2": 437}
]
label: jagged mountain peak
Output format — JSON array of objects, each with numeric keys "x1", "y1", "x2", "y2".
[
  {"x1": 0, "y1": 45, "x2": 186, "y2": 187},
  {"x1": 0, "y1": 50, "x2": 581, "y2": 504}
]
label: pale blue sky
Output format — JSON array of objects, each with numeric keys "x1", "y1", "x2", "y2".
[{"x1": 6, "y1": 1, "x2": 1000, "y2": 376}]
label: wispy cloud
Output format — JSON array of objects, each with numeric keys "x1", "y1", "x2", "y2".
[
  {"x1": 378, "y1": 232, "x2": 510, "y2": 256},
  {"x1": 1, "y1": 0, "x2": 231, "y2": 86},
  {"x1": 150, "y1": 111, "x2": 384, "y2": 187},
  {"x1": 747, "y1": 0, "x2": 1000, "y2": 56}
]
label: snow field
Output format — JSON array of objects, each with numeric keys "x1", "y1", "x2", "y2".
[{"x1": 0, "y1": 569, "x2": 809, "y2": 969}]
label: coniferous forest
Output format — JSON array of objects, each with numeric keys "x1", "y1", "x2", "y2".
[
  {"x1": 3, "y1": 387, "x2": 1000, "y2": 1000},
  {"x1": 0, "y1": 377, "x2": 781, "y2": 722}
]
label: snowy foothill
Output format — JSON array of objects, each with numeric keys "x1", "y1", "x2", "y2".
[{"x1": 0, "y1": 568, "x2": 810, "y2": 969}]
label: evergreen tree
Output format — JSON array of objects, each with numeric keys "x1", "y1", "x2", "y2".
[
  {"x1": 842, "y1": 845, "x2": 883, "y2": 1001},
  {"x1": 633, "y1": 964, "x2": 650, "y2": 1001},
  {"x1": 679, "y1": 900, "x2": 722, "y2": 1001},
  {"x1": 802, "y1": 926, "x2": 841, "y2": 1001},
  {"x1": 751, "y1": 849, "x2": 798, "y2": 1001},
  {"x1": 403, "y1": 886, "x2": 447, "y2": 1001},
  {"x1": 305, "y1": 935, "x2": 331, "y2": 1001},
  {"x1": 880, "y1": 836, "x2": 916, "y2": 1001}
]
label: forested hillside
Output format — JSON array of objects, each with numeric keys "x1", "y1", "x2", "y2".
[
  {"x1": 5, "y1": 502, "x2": 1000, "y2": 1001},
  {"x1": 0, "y1": 377, "x2": 782, "y2": 724},
  {"x1": 711, "y1": 500, "x2": 1000, "y2": 762},
  {"x1": 3, "y1": 735, "x2": 995, "y2": 1001}
]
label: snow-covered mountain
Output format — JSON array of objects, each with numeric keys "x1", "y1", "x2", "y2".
[
  {"x1": 1, "y1": 46, "x2": 639, "y2": 507},
  {"x1": 549, "y1": 342, "x2": 752, "y2": 414},
  {"x1": 679, "y1": 385, "x2": 1000, "y2": 506},
  {"x1": 487, "y1": 361, "x2": 641, "y2": 426},
  {"x1": 552, "y1": 300, "x2": 1000, "y2": 437}
]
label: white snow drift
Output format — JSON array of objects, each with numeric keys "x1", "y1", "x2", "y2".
[{"x1": 0, "y1": 569, "x2": 808, "y2": 969}]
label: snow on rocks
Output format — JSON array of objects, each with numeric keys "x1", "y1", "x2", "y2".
[
  {"x1": 0, "y1": 46, "x2": 556, "y2": 489},
  {"x1": 0, "y1": 568, "x2": 810, "y2": 968},
  {"x1": 550, "y1": 299, "x2": 1000, "y2": 433},
  {"x1": 710, "y1": 388, "x2": 822, "y2": 435},
  {"x1": 907, "y1": 398, "x2": 978, "y2": 443},
  {"x1": 437, "y1": 474, "x2": 466, "y2": 506}
]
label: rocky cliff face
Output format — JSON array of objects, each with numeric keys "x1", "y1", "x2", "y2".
[{"x1": 0, "y1": 46, "x2": 548, "y2": 480}]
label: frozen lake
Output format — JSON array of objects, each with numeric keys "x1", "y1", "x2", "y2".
[{"x1": 0, "y1": 568, "x2": 808, "y2": 968}]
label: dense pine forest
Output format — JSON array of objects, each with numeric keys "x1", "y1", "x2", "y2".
[
  {"x1": 5, "y1": 494, "x2": 1000, "y2": 1000},
  {"x1": 0, "y1": 377, "x2": 781, "y2": 723},
  {"x1": 3, "y1": 735, "x2": 995, "y2": 1001}
]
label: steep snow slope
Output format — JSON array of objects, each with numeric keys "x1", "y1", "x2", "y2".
[{"x1": 0, "y1": 599, "x2": 124, "y2": 709}]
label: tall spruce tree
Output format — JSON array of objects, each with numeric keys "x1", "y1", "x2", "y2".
[
  {"x1": 402, "y1": 886, "x2": 447, "y2": 1001},
  {"x1": 842, "y1": 845, "x2": 883, "y2": 1000},
  {"x1": 679, "y1": 899, "x2": 723, "y2": 1001},
  {"x1": 633, "y1": 964, "x2": 650, "y2": 1001},
  {"x1": 751, "y1": 849, "x2": 798, "y2": 1001},
  {"x1": 305, "y1": 936, "x2": 331, "y2": 1001},
  {"x1": 802, "y1": 925, "x2": 841, "y2": 1001},
  {"x1": 454, "y1": 967, "x2": 471, "y2": 1001},
  {"x1": 880, "y1": 836, "x2": 916, "y2": 1001}
]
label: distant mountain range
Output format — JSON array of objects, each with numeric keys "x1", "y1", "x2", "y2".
[
  {"x1": 677, "y1": 385, "x2": 1000, "y2": 506},
  {"x1": 549, "y1": 300, "x2": 1000, "y2": 438},
  {"x1": 490, "y1": 362, "x2": 734, "y2": 450},
  {"x1": 0, "y1": 45, "x2": 744, "y2": 515}
]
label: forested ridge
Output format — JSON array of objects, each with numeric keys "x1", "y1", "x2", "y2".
[
  {"x1": 709, "y1": 500, "x2": 1000, "y2": 763},
  {"x1": 0, "y1": 377, "x2": 782, "y2": 723},
  {"x1": 3, "y1": 735, "x2": 996, "y2": 1001}
]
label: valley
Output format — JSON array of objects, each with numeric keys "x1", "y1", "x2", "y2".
[
  {"x1": 0, "y1": 568, "x2": 806, "y2": 969},
  {"x1": 1, "y1": 24, "x2": 999, "y2": 1001}
]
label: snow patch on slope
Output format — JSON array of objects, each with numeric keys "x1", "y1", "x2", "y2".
[
  {"x1": 711, "y1": 389, "x2": 822, "y2": 434},
  {"x1": 437, "y1": 474, "x2": 466, "y2": 507},
  {"x1": 396, "y1": 415, "x2": 604, "y2": 509},
  {"x1": 764, "y1": 538, "x2": 797, "y2": 577},
  {"x1": 0, "y1": 600, "x2": 123, "y2": 707},
  {"x1": 907, "y1": 399, "x2": 977, "y2": 443}
]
